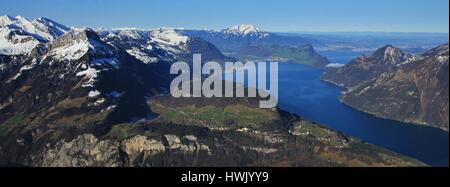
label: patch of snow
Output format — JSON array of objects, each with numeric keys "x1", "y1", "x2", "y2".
[
  {"x1": 106, "y1": 105, "x2": 117, "y2": 110},
  {"x1": 88, "y1": 90, "x2": 101, "y2": 98},
  {"x1": 150, "y1": 28, "x2": 188, "y2": 46},
  {"x1": 154, "y1": 43, "x2": 183, "y2": 54},
  {"x1": 126, "y1": 48, "x2": 158, "y2": 64},
  {"x1": 50, "y1": 39, "x2": 90, "y2": 60},
  {"x1": 326, "y1": 63, "x2": 345, "y2": 68},
  {"x1": 76, "y1": 67, "x2": 99, "y2": 87},
  {"x1": 95, "y1": 98, "x2": 105, "y2": 105},
  {"x1": 10, "y1": 64, "x2": 34, "y2": 80}
]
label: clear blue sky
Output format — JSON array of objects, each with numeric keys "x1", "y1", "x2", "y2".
[{"x1": 1, "y1": 0, "x2": 448, "y2": 33}]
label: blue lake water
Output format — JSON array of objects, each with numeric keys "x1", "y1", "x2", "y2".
[
  {"x1": 224, "y1": 62, "x2": 449, "y2": 166},
  {"x1": 278, "y1": 63, "x2": 449, "y2": 166}
]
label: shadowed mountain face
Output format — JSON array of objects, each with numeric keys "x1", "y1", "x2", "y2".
[{"x1": 322, "y1": 44, "x2": 449, "y2": 131}]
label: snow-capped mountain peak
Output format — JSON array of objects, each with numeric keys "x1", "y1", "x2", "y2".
[
  {"x1": 32, "y1": 17, "x2": 71, "y2": 38},
  {"x1": 0, "y1": 15, "x2": 70, "y2": 55},
  {"x1": 222, "y1": 24, "x2": 268, "y2": 38},
  {"x1": 48, "y1": 28, "x2": 115, "y2": 61},
  {"x1": 1, "y1": 15, "x2": 52, "y2": 41},
  {"x1": 150, "y1": 28, "x2": 188, "y2": 46},
  {"x1": 0, "y1": 15, "x2": 15, "y2": 26}
]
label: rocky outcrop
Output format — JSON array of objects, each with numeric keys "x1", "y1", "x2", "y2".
[
  {"x1": 31, "y1": 133, "x2": 212, "y2": 167},
  {"x1": 121, "y1": 135, "x2": 166, "y2": 163},
  {"x1": 36, "y1": 134, "x2": 120, "y2": 167}
]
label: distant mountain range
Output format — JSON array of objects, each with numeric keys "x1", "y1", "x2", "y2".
[
  {"x1": 98, "y1": 28, "x2": 235, "y2": 64},
  {"x1": 178, "y1": 24, "x2": 330, "y2": 67},
  {"x1": 322, "y1": 44, "x2": 449, "y2": 131},
  {"x1": 177, "y1": 24, "x2": 312, "y2": 51}
]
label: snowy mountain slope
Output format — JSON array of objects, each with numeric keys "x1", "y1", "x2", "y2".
[
  {"x1": 32, "y1": 17, "x2": 71, "y2": 39},
  {"x1": 99, "y1": 29, "x2": 174, "y2": 64},
  {"x1": 0, "y1": 15, "x2": 70, "y2": 55},
  {"x1": 0, "y1": 28, "x2": 172, "y2": 127},
  {"x1": 150, "y1": 28, "x2": 188, "y2": 46},
  {"x1": 100, "y1": 28, "x2": 234, "y2": 64}
]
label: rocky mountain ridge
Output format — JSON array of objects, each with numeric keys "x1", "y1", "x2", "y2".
[
  {"x1": 322, "y1": 44, "x2": 449, "y2": 131},
  {"x1": 322, "y1": 45, "x2": 415, "y2": 87},
  {"x1": 100, "y1": 28, "x2": 235, "y2": 64}
]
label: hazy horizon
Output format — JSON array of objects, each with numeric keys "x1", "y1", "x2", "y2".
[
  {"x1": 2, "y1": 13, "x2": 450, "y2": 35},
  {"x1": 1, "y1": 0, "x2": 449, "y2": 33}
]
